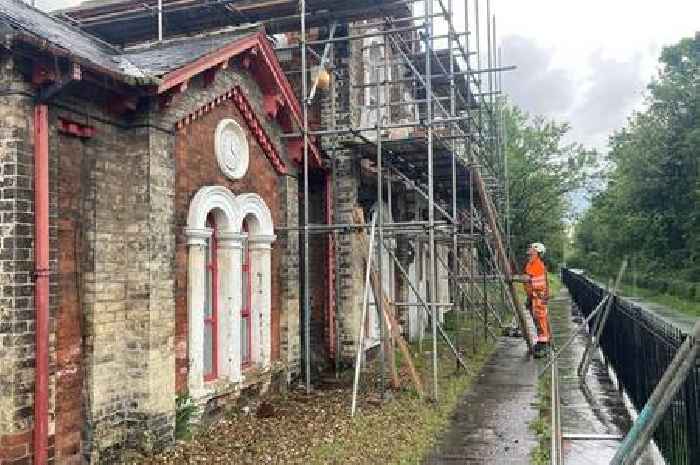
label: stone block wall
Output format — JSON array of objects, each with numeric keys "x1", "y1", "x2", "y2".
[
  {"x1": 299, "y1": 175, "x2": 330, "y2": 375},
  {"x1": 0, "y1": 56, "x2": 40, "y2": 465},
  {"x1": 332, "y1": 149, "x2": 365, "y2": 361},
  {"x1": 48, "y1": 97, "x2": 176, "y2": 463},
  {"x1": 278, "y1": 176, "x2": 299, "y2": 380},
  {"x1": 0, "y1": 52, "x2": 178, "y2": 462},
  {"x1": 51, "y1": 105, "x2": 88, "y2": 465}
]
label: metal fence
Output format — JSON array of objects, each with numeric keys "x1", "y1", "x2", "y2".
[{"x1": 562, "y1": 268, "x2": 700, "y2": 465}]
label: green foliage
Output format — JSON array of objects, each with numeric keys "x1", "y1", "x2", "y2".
[
  {"x1": 175, "y1": 393, "x2": 196, "y2": 440},
  {"x1": 571, "y1": 34, "x2": 700, "y2": 282},
  {"x1": 502, "y1": 104, "x2": 599, "y2": 268},
  {"x1": 547, "y1": 272, "x2": 562, "y2": 298},
  {"x1": 529, "y1": 371, "x2": 551, "y2": 465}
]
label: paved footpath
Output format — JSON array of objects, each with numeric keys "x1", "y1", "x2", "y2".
[
  {"x1": 549, "y1": 288, "x2": 661, "y2": 465},
  {"x1": 424, "y1": 287, "x2": 664, "y2": 465},
  {"x1": 423, "y1": 336, "x2": 539, "y2": 465}
]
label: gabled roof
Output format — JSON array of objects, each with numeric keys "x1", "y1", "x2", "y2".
[
  {"x1": 146, "y1": 28, "x2": 321, "y2": 166},
  {"x1": 0, "y1": 0, "x2": 152, "y2": 84},
  {"x1": 123, "y1": 26, "x2": 260, "y2": 77},
  {"x1": 0, "y1": 0, "x2": 321, "y2": 167}
]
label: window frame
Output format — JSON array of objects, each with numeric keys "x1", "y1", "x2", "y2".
[
  {"x1": 203, "y1": 213, "x2": 219, "y2": 382},
  {"x1": 241, "y1": 220, "x2": 253, "y2": 368}
]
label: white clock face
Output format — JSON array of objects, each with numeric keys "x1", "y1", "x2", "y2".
[{"x1": 215, "y1": 119, "x2": 249, "y2": 180}]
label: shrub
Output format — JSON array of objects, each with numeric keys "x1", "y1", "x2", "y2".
[{"x1": 175, "y1": 393, "x2": 196, "y2": 439}]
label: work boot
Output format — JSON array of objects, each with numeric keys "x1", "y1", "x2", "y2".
[{"x1": 533, "y1": 342, "x2": 547, "y2": 359}]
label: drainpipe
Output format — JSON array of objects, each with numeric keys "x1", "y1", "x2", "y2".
[{"x1": 33, "y1": 103, "x2": 49, "y2": 465}]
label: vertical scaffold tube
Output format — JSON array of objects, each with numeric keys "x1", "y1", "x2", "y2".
[
  {"x1": 424, "y1": 0, "x2": 439, "y2": 401},
  {"x1": 300, "y1": 0, "x2": 311, "y2": 394},
  {"x1": 375, "y1": 42, "x2": 386, "y2": 396}
]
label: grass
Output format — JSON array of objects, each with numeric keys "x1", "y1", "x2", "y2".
[
  {"x1": 310, "y1": 325, "x2": 496, "y2": 465},
  {"x1": 616, "y1": 282, "x2": 700, "y2": 317},
  {"x1": 548, "y1": 272, "x2": 562, "y2": 298},
  {"x1": 529, "y1": 371, "x2": 551, "y2": 465},
  {"x1": 588, "y1": 272, "x2": 700, "y2": 318},
  {"x1": 527, "y1": 272, "x2": 561, "y2": 464}
]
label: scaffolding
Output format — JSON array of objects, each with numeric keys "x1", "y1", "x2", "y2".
[
  {"x1": 290, "y1": 0, "x2": 531, "y2": 401},
  {"x1": 63, "y1": 0, "x2": 530, "y2": 402}
]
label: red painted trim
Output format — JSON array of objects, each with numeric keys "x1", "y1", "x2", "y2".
[
  {"x1": 58, "y1": 118, "x2": 96, "y2": 139},
  {"x1": 230, "y1": 86, "x2": 289, "y2": 175},
  {"x1": 241, "y1": 221, "x2": 252, "y2": 367},
  {"x1": 158, "y1": 34, "x2": 259, "y2": 94},
  {"x1": 159, "y1": 31, "x2": 323, "y2": 169},
  {"x1": 324, "y1": 173, "x2": 336, "y2": 357},
  {"x1": 204, "y1": 214, "x2": 219, "y2": 381},
  {"x1": 34, "y1": 104, "x2": 49, "y2": 465},
  {"x1": 254, "y1": 32, "x2": 302, "y2": 126}
]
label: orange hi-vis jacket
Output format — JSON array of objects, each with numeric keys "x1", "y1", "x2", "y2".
[
  {"x1": 524, "y1": 255, "x2": 548, "y2": 299},
  {"x1": 524, "y1": 255, "x2": 550, "y2": 343}
]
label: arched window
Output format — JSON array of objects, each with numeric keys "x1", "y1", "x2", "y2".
[{"x1": 185, "y1": 187, "x2": 275, "y2": 400}]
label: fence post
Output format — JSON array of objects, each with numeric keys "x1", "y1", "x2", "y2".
[
  {"x1": 563, "y1": 268, "x2": 699, "y2": 465},
  {"x1": 610, "y1": 319, "x2": 700, "y2": 465},
  {"x1": 579, "y1": 261, "x2": 627, "y2": 380}
]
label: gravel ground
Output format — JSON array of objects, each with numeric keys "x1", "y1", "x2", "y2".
[{"x1": 131, "y1": 336, "x2": 495, "y2": 465}]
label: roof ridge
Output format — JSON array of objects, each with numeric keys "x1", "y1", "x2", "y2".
[
  {"x1": 0, "y1": 0, "x2": 124, "y2": 54},
  {"x1": 123, "y1": 23, "x2": 263, "y2": 53}
]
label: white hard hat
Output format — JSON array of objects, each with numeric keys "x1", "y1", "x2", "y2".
[{"x1": 531, "y1": 242, "x2": 546, "y2": 255}]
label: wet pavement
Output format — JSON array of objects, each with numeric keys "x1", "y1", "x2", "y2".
[
  {"x1": 549, "y1": 288, "x2": 663, "y2": 465},
  {"x1": 423, "y1": 336, "x2": 539, "y2": 464},
  {"x1": 423, "y1": 287, "x2": 667, "y2": 465}
]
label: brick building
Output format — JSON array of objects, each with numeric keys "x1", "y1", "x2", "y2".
[{"x1": 0, "y1": 0, "x2": 467, "y2": 463}]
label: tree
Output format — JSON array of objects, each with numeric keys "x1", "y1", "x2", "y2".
[
  {"x1": 571, "y1": 34, "x2": 700, "y2": 280},
  {"x1": 502, "y1": 104, "x2": 598, "y2": 268}
]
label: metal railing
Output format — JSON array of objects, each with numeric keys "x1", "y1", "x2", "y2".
[{"x1": 562, "y1": 269, "x2": 700, "y2": 465}]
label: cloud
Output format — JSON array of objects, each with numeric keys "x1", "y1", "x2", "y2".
[
  {"x1": 501, "y1": 34, "x2": 649, "y2": 152},
  {"x1": 569, "y1": 51, "x2": 647, "y2": 139},
  {"x1": 501, "y1": 35, "x2": 577, "y2": 119}
]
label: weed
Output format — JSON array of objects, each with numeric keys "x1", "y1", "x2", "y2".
[{"x1": 175, "y1": 393, "x2": 196, "y2": 440}]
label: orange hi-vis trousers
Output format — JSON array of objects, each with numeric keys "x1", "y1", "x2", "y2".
[
  {"x1": 531, "y1": 293, "x2": 551, "y2": 344},
  {"x1": 525, "y1": 256, "x2": 550, "y2": 344}
]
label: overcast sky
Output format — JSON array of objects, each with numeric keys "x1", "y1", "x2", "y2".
[
  {"x1": 467, "y1": 0, "x2": 699, "y2": 151},
  {"x1": 40, "y1": 0, "x2": 699, "y2": 151}
]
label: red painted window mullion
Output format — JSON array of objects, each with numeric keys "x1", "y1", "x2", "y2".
[
  {"x1": 204, "y1": 215, "x2": 219, "y2": 382},
  {"x1": 242, "y1": 222, "x2": 252, "y2": 368},
  {"x1": 212, "y1": 224, "x2": 219, "y2": 380}
]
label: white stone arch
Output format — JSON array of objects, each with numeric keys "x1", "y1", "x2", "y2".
[
  {"x1": 361, "y1": 34, "x2": 387, "y2": 133},
  {"x1": 233, "y1": 193, "x2": 275, "y2": 237},
  {"x1": 185, "y1": 188, "x2": 276, "y2": 400},
  {"x1": 186, "y1": 185, "x2": 240, "y2": 233},
  {"x1": 185, "y1": 186, "x2": 244, "y2": 400},
  {"x1": 232, "y1": 193, "x2": 276, "y2": 372}
]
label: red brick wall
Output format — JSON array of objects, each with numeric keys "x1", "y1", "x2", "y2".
[
  {"x1": 53, "y1": 130, "x2": 85, "y2": 465},
  {"x1": 304, "y1": 177, "x2": 330, "y2": 363},
  {"x1": 0, "y1": 431, "x2": 33, "y2": 465},
  {"x1": 174, "y1": 101, "x2": 283, "y2": 393}
]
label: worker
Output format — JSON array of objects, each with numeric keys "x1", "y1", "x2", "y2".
[{"x1": 523, "y1": 242, "x2": 550, "y2": 357}]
